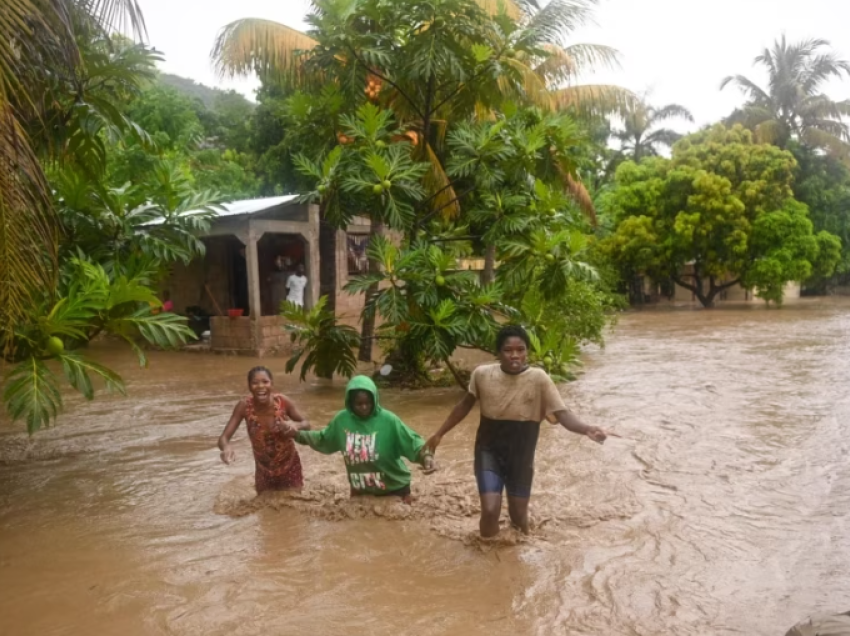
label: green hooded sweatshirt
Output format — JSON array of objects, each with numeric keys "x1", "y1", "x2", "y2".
[{"x1": 295, "y1": 376, "x2": 427, "y2": 494}]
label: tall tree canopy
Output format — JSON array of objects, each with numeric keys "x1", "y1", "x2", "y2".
[
  {"x1": 721, "y1": 36, "x2": 850, "y2": 153},
  {"x1": 601, "y1": 125, "x2": 841, "y2": 307}
]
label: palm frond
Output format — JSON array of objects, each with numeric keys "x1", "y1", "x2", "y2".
[
  {"x1": 562, "y1": 170, "x2": 596, "y2": 223},
  {"x1": 500, "y1": 57, "x2": 553, "y2": 110},
  {"x1": 719, "y1": 74, "x2": 771, "y2": 103},
  {"x1": 802, "y1": 128, "x2": 850, "y2": 157},
  {"x1": 534, "y1": 42, "x2": 619, "y2": 86},
  {"x1": 84, "y1": 0, "x2": 147, "y2": 39},
  {"x1": 652, "y1": 104, "x2": 694, "y2": 123},
  {"x1": 522, "y1": 0, "x2": 598, "y2": 47},
  {"x1": 212, "y1": 18, "x2": 318, "y2": 80},
  {"x1": 423, "y1": 142, "x2": 460, "y2": 220},
  {"x1": 551, "y1": 83, "x2": 637, "y2": 117},
  {"x1": 474, "y1": 0, "x2": 522, "y2": 19},
  {"x1": 0, "y1": 100, "x2": 55, "y2": 355}
]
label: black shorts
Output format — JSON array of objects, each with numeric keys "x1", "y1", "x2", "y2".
[{"x1": 474, "y1": 417, "x2": 540, "y2": 498}]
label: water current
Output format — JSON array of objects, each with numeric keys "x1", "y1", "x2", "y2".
[{"x1": 2, "y1": 299, "x2": 849, "y2": 635}]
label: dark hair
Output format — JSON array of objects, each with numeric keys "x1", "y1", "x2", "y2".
[
  {"x1": 247, "y1": 366, "x2": 273, "y2": 383},
  {"x1": 496, "y1": 325, "x2": 530, "y2": 352}
]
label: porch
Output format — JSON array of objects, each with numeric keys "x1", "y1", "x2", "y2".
[{"x1": 161, "y1": 197, "x2": 372, "y2": 355}]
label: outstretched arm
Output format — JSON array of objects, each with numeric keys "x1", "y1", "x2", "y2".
[
  {"x1": 552, "y1": 409, "x2": 609, "y2": 444},
  {"x1": 218, "y1": 400, "x2": 247, "y2": 464},
  {"x1": 425, "y1": 392, "x2": 477, "y2": 453},
  {"x1": 295, "y1": 417, "x2": 342, "y2": 455}
]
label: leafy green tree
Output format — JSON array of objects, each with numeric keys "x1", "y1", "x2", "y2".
[
  {"x1": 1, "y1": 2, "x2": 233, "y2": 433},
  {"x1": 214, "y1": 0, "x2": 627, "y2": 377},
  {"x1": 1, "y1": 0, "x2": 149, "y2": 350},
  {"x1": 722, "y1": 37, "x2": 850, "y2": 153},
  {"x1": 601, "y1": 125, "x2": 841, "y2": 307},
  {"x1": 791, "y1": 144, "x2": 850, "y2": 288},
  {"x1": 3, "y1": 258, "x2": 198, "y2": 434},
  {"x1": 281, "y1": 297, "x2": 360, "y2": 381},
  {"x1": 123, "y1": 84, "x2": 204, "y2": 151}
]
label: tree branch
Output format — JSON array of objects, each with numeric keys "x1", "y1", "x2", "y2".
[{"x1": 444, "y1": 358, "x2": 466, "y2": 390}]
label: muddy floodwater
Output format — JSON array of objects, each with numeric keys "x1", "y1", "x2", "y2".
[{"x1": 2, "y1": 299, "x2": 850, "y2": 635}]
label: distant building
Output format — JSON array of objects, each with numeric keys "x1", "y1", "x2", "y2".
[{"x1": 161, "y1": 196, "x2": 371, "y2": 355}]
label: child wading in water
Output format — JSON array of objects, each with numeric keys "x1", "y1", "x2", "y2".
[
  {"x1": 218, "y1": 366, "x2": 311, "y2": 494},
  {"x1": 295, "y1": 376, "x2": 434, "y2": 503},
  {"x1": 426, "y1": 325, "x2": 614, "y2": 538}
]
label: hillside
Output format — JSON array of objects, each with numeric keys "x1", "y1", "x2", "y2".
[{"x1": 158, "y1": 72, "x2": 254, "y2": 110}]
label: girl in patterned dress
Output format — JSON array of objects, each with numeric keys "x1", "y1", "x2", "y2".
[{"x1": 218, "y1": 366, "x2": 310, "y2": 493}]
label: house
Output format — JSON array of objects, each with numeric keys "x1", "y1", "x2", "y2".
[{"x1": 161, "y1": 196, "x2": 372, "y2": 355}]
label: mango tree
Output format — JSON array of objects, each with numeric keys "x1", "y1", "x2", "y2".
[{"x1": 601, "y1": 125, "x2": 842, "y2": 306}]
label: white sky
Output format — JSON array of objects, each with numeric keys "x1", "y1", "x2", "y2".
[{"x1": 140, "y1": 0, "x2": 850, "y2": 132}]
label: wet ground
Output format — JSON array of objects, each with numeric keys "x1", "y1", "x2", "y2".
[{"x1": 2, "y1": 299, "x2": 849, "y2": 635}]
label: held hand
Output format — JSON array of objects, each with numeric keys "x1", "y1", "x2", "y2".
[
  {"x1": 421, "y1": 454, "x2": 437, "y2": 475},
  {"x1": 273, "y1": 418, "x2": 297, "y2": 438},
  {"x1": 425, "y1": 434, "x2": 442, "y2": 454},
  {"x1": 220, "y1": 444, "x2": 236, "y2": 465}
]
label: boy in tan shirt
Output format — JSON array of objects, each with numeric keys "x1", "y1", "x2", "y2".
[{"x1": 427, "y1": 325, "x2": 611, "y2": 538}]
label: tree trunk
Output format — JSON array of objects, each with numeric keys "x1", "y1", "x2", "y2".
[
  {"x1": 482, "y1": 243, "x2": 496, "y2": 285},
  {"x1": 358, "y1": 220, "x2": 385, "y2": 362},
  {"x1": 318, "y1": 202, "x2": 337, "y2": 312},
  {"x1": 674, "y1": 272, "x2": 740, "y2": 308}
]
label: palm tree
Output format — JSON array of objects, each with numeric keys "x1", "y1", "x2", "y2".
[
  {"x1": 211, "y1": 0, "x2": 632, "y2": 359},
  {"x1": 0, "y1": 0, "x2": 147, "y2": 352},
  {"x1": 613, "y1": 99, "x2": 694, "y2": 160},
  {"x1": 211, "y1": 0, "x2": 633, "y2": 209},
  {"x1": 721, "y1": 36, "x2": 850, "y2": 152}
]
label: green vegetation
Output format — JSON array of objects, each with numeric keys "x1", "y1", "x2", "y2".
[
  {"x1": 214, "y1": 0, "x2": 630, "y2": 384},
  {"x1": 1, "y1": 1, "x2": 226, "y2": 432},
  {"x1": 5, "y1": 0, "x2": 850, "y2": 430},
  {"x1": 601, "y1": 125, "x2": 841, "y2": 307}
]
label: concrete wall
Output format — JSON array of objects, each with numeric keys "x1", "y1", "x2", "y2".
[
  {"x1": 162, "y1": 236, "x2": 232, "y2": 316},
  {"x1": 210, "y1": 316, "x2": 294, "y2": 356}
]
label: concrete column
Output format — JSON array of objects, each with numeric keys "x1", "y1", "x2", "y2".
[
  {"x1": 304, "y1": 231, "x2": 320, "y2": 310},
  {"x1": 245, "y1": 223, "x2": 262, "y2": 349}
]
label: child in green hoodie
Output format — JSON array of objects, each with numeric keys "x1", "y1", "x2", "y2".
[{"x1": 295, "y1": 376, "x2": 435, "y2": 501}]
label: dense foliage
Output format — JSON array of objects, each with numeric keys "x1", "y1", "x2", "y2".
[
  {"x1": 1, "y1": 1, "x2": 227, "y2": 432},
  {"x1": 601, "y1": 125, "x2": 841, "y2": 306}
]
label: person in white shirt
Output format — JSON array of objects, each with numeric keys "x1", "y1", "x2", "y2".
[{"x1": 286, "y1": 263, "x2": 308, "y2": 307}]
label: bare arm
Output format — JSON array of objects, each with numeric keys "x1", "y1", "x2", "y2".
[
  {"x1": 283, "y1": 400, "x2": 311, "y2": 437},
  {"x1": 425, "y1": 392, "x2": 477, "y2": 453},
  {"x1": 218, "y1": 400, "x2": 247, "y2": 464},
  {"x1": 553, "y1": 409, "x2": 608, "y2": 444}
]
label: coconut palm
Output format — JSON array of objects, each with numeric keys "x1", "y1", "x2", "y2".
[
  {"x1": 0, "y1": 0, "x2": 147, "y2": 351},
  {"x1": 721, "y1": 36, "x2": 850, "y2": 152},
  {"x1": 613, "y1": 99, "x2": 694, "y2": 160}
]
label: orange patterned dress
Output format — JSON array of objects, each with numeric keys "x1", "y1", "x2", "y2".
[{"x1": 245, "y1": 394, "x2": 304, "y2": 493}]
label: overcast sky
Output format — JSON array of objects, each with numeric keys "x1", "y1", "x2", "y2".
[{"x1": 139, "y1": 0, "x2": 850, "y2": 132}]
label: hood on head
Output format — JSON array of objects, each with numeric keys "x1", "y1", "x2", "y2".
[{"x1": 345, "y1": 375, "x2": 381, "y2": 417}]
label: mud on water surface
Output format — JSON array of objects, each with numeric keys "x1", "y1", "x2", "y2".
[{"x1": 2, "y1": 299, "x2": 850, "y2": 635}]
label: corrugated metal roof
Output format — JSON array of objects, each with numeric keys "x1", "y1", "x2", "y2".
[
  {"x1": 142, "y1": 195, "x2": 299, "y2": 227},
  {"x1": 210, "y1": 195, "x2": 299, "y2": 218}
]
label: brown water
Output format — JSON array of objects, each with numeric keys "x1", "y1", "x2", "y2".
[{"x1": 2, "y1": 299, "x2": 850, "y2": 635}]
